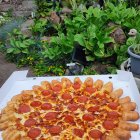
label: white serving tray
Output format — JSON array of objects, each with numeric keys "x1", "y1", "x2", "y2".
[{"x1": 0, "y1": 70, "x2": 140, "y2": 140}]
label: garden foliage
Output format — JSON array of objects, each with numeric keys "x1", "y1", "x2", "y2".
[{"x1": 1, "y1": 1, "x2": 140, "y2": 75}]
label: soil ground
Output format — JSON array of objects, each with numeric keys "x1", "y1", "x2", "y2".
[{"x1": 0, "y1": 53, "x2": 34, "y2": 88}]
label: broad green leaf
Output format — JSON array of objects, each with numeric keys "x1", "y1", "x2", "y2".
[
  {"x1": 22, "y1": 49, "x2": 28, "y2": 54},
  {"x1": 87, "y1": 25, "x2": 96, "y2": 38},
  {"x1": 97, "y1": 41, "x2": 104, "y2": 49},
  {"x1": 7, "y1": 48, "x2": 14, "y2": 53},
  {"x1": 62, "y1": 45, "x2": 73, "y2": 54},
  {"x1": 123, "y1": 22, "x2": 132, "y2": 28},
  {"x1": 107, "y1": 66, "x2": 117, "y2": 74},
  {"x1": 85, "y1": 41, "x2": 93, "y2": 51},
  {"x1": 86, "y1": 6, "x2": 94, "y2": 18},
  {"x1": 94, "y1": 48, "x2": 104, "y2": 57},
  {"x1": 74, "y1": 34, "x2": 85, "y2": 46},
  {"x1": 20, "y1": 43, "x2": 27, "y2": 48},
  {"x1": 86, "y1": 55, "x2": 95, "y2": 61},
  {"x1": 126, "y1": 37, "x2": 135, "y2": 46},
  {"x1": 103, "y1": 37, "x2": 114, "y2": 44},
  {"x1": 15, "y1": 41, "x2": 21, "y2": 48},
  {"x1": 10, "y1": 39, "x2": 16, "y2": 47},
  {"x1": 93, "y1": 8, "x2": 102, "y2": 18},
  {"x1": 74, "y1": 17, "x2": 85, "y2": 22},
  {"x1": 13, "y1": 49, "x2": 21, "y2": 54}
]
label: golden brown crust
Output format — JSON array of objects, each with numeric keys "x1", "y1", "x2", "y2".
[
  {"x1": 84, "y1": 77, "x2": 93, "y2": 87},
  {"x1": 118, "y1": 121, "x2": 139, "y2": 131},
  {"x1": 122, "y1": 111, "x2": 139, "y2": 121},
  {"x1": 41, "y1": 81, "x2": 51, "y2": 89},
  {"x1": 93, "y1": 79, "x2": 103, "y2": 90},
  {"x1": 105, "y1": 135, "x2": 120, "y2": 140},
  {"x1": 2, "y1": 126, "x2": 21, "y2": 140},
  {"x1": 110, "y1": 89, "x2": 123, "y2": 99},
  {"x1": 20, "y1": 137, "x2": 31, "y2": 140},
  {"x1": 121, "y1": 102, "x2": 136, "y2": 111},
  {"x1": 0, "y1": 111, "x2": 16, "y2": 123},
  {"x1": 119, "y1": 96, "x2": 131, "y2": 104},
  {"x1": 114, "y1": 128, "x2": 131, "y2": 140},
  {"x1": 0, "y1": 121, "x2": 13, "y2": 130},
  {"x1": 102, "y1": 82, "x2": 113, "y2": 93}
]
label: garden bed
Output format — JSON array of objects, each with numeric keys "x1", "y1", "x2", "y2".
[{"x1": 0, "y1": 0, "x2": 140, "y2": 79}]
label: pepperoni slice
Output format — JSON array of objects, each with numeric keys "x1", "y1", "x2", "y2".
[
  {"x1": 18, "y1": 104, "x2": 30, "y2": 114},
  {"x1": 101, "y1": 99, "x2": 108, "y2": 105},
  {"x1": 68, "y1": 103, "x2": 78, "y2": 111},
  {"x1": 73, "y1": 83, "x2": 81, "y2": 90},
  {"x1": 30, "y1": 101, "x2": 42, "y2": 107},
  {"x1": 41, "y1": 103, "x2": 52, "y2": 110},
  {"x1": 24, "y1": 118, "x2": 36, "y2": 127},
  {"x1": 79, "y1": 104, "x2": 85, "y2": 111},
  {"x1": 29, "y1": 111, "x2": 40, "y2": 118},
  {"x1": 87, "y1": 106, "x2": 99, "y2": 112},
  {"x1": 73, "y1": 128, "x2": 84, "y2": 138},
  {"x1": 28, "y1": 128, "x2": 41, "y2": 139},
  {"x1": 42, "y1": 90, "x2": 51, "y2": 96},
  {"x1": 45, "y1": 112, "x2": 58, "y2": 120},
  {"x1": 49, "y1": 126, "x2": 62, "y2": 135},
  {"x1": 96, "y1": 93, "x2": 106, "y2": 99},
  {"x1": 52, "y1": 84, "x2": 62, "y2": 92},
  {"x1": 89, "y1": 129, "x2": 102, "y2": 139},
  {"x1": 82, "y1": 114, "x2": 94, "y2": 121},
  {"x1": 85, "y1": 87, "x2": 96, "y2": 94},
  {"x1": 108, "y1": 111, "x2": 119, "y2": 119},
  {"x1": 77, "y1": 96, "x2": 88, "y2": 103},
  {"x1": 62, "y1": 93, "x2": 72, "y2": 100},
  {"x1": 108, "y1": 102, "x2": 119, "y2": 110},
  {"x1": 64, "y1": 115, "x2": 74, "y2": 123},
  {"x1": 91, "y1": 99, "x2": 100, "y2": 105},
  {"x1": 103, "y1": 120, "x2": 115, "y2": 130}
]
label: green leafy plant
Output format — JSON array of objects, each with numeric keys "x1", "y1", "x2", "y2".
[
  {"x1": 82, "y1": 66, "x2": 98, "y2": 75},
  {"x1": 107, "y1": 66, "x2": 117, "y2": 74},
  {"x1": 33, "y1": 62, "x2": 65, "y2": 76},
  {"x1": 42, "y1": 31, "x2": 74, "y2": 60},
  {"x1": 30, "y1": 19, "x2": 47, "y2": 36},
  {"x1": 66, "y1": 6, "x2": 115, "y2": 61},
  {"x1": 132, "y1": 44, "x2": 140, "y2": 55},
  {"x1": 6, "y1": 29, "x2": 36, "y2": 63},
  {"x1": 0, "y1": 12, "x2": 12, "y2": 26},
  {"x1": 104, "y1": 2, "x2": 138, "y2": 26},
  {"x1": 74, "y1": 25, "x2": 115, "y2": 61},
  {"x1": 35, "y1": 0, "x2": 61, "y2": 17}
]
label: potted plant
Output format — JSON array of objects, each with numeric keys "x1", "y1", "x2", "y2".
[{"x1": 128, "y1": 29, "x2": 140, "y2": 75}]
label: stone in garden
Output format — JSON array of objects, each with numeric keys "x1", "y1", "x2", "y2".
[
  {"x1": 50, "y1": 11, "x2": 60, "y2": 24},
  {"x1": 19, "y1": 0, "x2": 37, "y2": 11},
  {"x1": 0, "y1": 4, "x2": 14, "y2": 11},
  {"x1": 41, "y1": 36, "x2": 51, "y2": 43},
  {"x1": 14, "y1": 0, "x2": 37, "y2": 17},
  {"x1": 3, "y1": 0, "x2": 9, "y2": 2},
  {"x1": 109, "y1": 22, "x2": 126, "y2": 44},
  {"x1": 20, "y1": 19, "x2": 34, "y2": 37},
  {"x1": 0, "y1": 0, "x2": 37, "y2": 17},
  {"x1": 62, "y1": 7, "x2": 72, "y2": 14}
]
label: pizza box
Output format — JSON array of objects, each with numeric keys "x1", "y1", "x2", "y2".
[{"x1": 0, "y1": 70, "x2": 140, "y2": 140}]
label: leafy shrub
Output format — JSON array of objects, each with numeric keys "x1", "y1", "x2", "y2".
[
  {"x1": 35, "y1": 0, "x2": 61, "y2": 17},
  {"x1": 6, "y1": 29, "x2": 37, "y2": 63},
  {"x1": 104, "y1": 2, "x2": 138, "y2": 27},
  {"x1": 42, "y1": 31, "x2": 74, "y2": 60},
  {"x1": 30, "y1": 19, "x2": 47, "y2": 36}
]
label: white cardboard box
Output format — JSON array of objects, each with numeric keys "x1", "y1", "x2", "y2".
[{"x1": 0, "y1": 70, "x2": 140, "y2": 139}]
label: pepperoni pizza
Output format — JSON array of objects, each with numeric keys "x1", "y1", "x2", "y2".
[{"x1": 0, "y1": 77, "x2": 139, "y2": 140}]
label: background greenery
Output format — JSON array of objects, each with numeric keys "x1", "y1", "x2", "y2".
[{"x1": 0, "y1": 0, "x2": 140, "y2": 76}]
